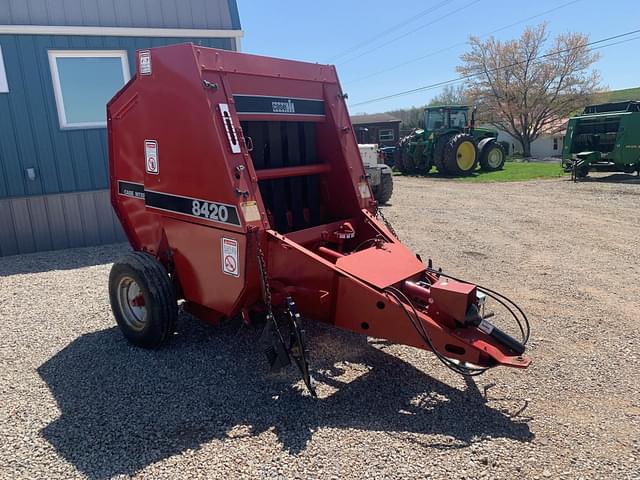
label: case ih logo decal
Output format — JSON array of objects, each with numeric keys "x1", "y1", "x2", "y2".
[
  {"x1": 271, "y1": 99, "x2": 295, "y2": 113},
  {"x1": 233, "y1": 95, "x2": 325, "y2": 117},
  {"x1": 117, "y1": 181, "x2": 241, "y2": 227}
]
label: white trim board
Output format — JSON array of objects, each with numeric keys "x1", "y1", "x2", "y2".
[{"x1": 0, "y1": 25, "x2": 244, "y2": 39}]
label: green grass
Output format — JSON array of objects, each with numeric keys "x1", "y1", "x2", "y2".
[
  {"x1": 453, "y1": 161, "x2": 565, "y2": 182},
  {"x1": 597, "y1": 87, "x2": 640, "y2": 103},
  {"x1": 394, "y1": 161, "x2": 566, "y2": 182}
]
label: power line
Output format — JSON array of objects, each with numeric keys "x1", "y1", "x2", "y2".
[
  {"x1": 343, "y1": 0, "x2": 584, "y2": 86},
  {"x1": 337, "y1": 0, "x2": 483, "y2": 66},
  {"x1": 348, "y1": 28, "x2": 640, "y2": 108},
  {"x1": 326, "y1": 0, "x2": 451, "y2": 63}
]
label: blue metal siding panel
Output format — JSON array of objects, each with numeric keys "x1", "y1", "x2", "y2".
[
  {"x1": 143, "y1": 0, "x2": 165, "y2": 28},
  {"x1": 79, "y1": 0, "x2": 101, "y2": 26},
  {"x1": 44, "y1": 0, "x2": 68, "y2": 25},
  {"x1": 227, "y1": 0, "x2": 241, "y2": 29},
  {"x1": 11, "y1": 198, "x2": 37, "y2": 253},
  {"x1": 1, "y1": 0, "x2": 239, "y2": 30},
  {"x1": 62, "y1": 0, "x2": 84, "y2": 25},
  {"x1": 15, "y1": 36, "x2": 61, "y2": 195},
  {"x1": 6, "y1": 0, "x2": 30, "y2": 24},
  {"x1": 0, "y1": 34, "x2": 233, "y2": 201},
  {"x1": 0, "y1": 202, "x2": 19, "y2": 256},
  {"x1": 129, "y1": 1, "x2": 149, "y2": 28},
  {"x1": 0, "y1": 36, "x2": 35, "y2": 197},
  {"x1": 113, "y1": 0, "x2": 135, "y2": 28},
  {"x1": 27, "y1": 196, "x2": 54, "y2": 252},
  {"x1": 96, "y1": 0, "x2": 118, "y2": 27},
  {"x1": 160, "y1": 0, "x2": 180, "y2": 28},
  {"x1": 39, "y1": 35, "x2": 78, "y2": 193},
  {"x1": 44, "y1": 193, "x2": 70, "y2": 250}
]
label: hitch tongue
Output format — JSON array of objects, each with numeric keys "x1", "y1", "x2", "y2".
[{"x1": 465, "y1": 304, "x2": 526, "y2": 355}]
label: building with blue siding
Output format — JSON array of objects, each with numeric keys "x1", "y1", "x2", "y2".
[{"x1": 0, "y1": 0, "x2": 242, "y2": 256}]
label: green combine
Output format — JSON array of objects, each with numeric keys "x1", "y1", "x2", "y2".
[
  {"x1": 397, "y1": 105, "x2": 506, "y2": 176},
  {"x1": 562, "y1": 101, "x2": 640, "y2": 179}
]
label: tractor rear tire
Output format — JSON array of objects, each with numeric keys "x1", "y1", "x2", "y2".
[
  {"x1": 396, "y1": 145, "x2": 414, "y2": 174},
  {"x1": 375, "y1": 172, "x2": 394, "y2": 205},
  {"x1": 433, "y1": 135, "x2": 453, "y2": 175},
  {"x1": 443, "y1": 133, "x2": 478, "y2": 176},
  {"x1": 478, "y1": 139, "x2": 506, "y2": 171},
  {"x1": 109, "y1": 251, "x2": 178, "y2": 349}
]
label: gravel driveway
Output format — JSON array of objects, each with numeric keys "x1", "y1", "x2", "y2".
[{"x1": 1, "y1": 174, "x2": 639, "y2": 479}]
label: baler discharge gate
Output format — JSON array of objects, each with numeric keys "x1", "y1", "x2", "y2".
[{"x1": 107, "y1": 44, "x2": 530, "y2": 396}]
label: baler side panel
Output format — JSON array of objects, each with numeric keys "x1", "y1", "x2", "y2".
[
  {"x1": 162, "y1": 217, "x2": 257, "y2": 317},
  {"x1": 314, "y1": 83, "x2": 374, "y2": 221}
]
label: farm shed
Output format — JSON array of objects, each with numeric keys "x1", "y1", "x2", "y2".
[
  {"x1": 351, "y1": 112, "x2": 401, "y2": 148},
  {"x1": 0, "y1": 0, "x2": 242, "y2": 256}
]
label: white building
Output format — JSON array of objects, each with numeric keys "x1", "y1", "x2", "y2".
[{"x1": 480, "y1": 119, "x2": 568, "y2": 159}]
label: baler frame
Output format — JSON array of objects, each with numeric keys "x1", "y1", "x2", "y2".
[{"x1": 107, "y1": 44, "x2": 530, "y2": 394}]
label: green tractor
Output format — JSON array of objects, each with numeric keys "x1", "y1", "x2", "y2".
[
  {"x1": 397, "y1": 105, "x2": 506, "y2": 176},
  {"x1": 562, "y1": 101, "x2": 640, "y2": 180}
]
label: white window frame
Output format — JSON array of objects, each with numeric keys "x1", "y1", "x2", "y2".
[
  {"x1": 0, "y1": 46, "x2": 8, "y2": 93},
  {"x1": 379, "y1": 128, "x2": 395, "y2": 142},
  {"x1": 48, "y1": 50, "x2": 130, "y2": 129}
]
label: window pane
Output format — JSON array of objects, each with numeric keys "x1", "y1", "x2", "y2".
[
  {"x1": 56, "y1": 56, "x2": 125, "y2": 125},
  {"x1": 379, "y1": 129, "x2": 394, "y2": 141},
  {"x1": 449, "y1": 110, "x2": 467, "y2": 128},
  {"x1": 426, "y1": 111, "x2": 444, "y2": 130}
]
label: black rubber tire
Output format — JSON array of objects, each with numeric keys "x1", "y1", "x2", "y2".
[
  {"x1": 374, "y1": 173, "x2": 394, "y2": 205},
  {"x1": 109, "y1": 251, "x2": 177, "y2": 348},
  {"x1": 478, "y1": 139, "x2": 506, "y2": 171},
  {"x1": 433, "y1": 135, "x2": 453, "y2": 175},
  {"x1": 443, "y1": 133, "x2": 478, "y2": 176},
  {"x1": 575, "y1": 166, "x2": 589, "y2": 178},
  {"x1": 397, "y1": 144, "x2": 415, "y2": 174}
]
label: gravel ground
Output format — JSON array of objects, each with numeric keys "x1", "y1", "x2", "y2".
[{"x1": 1, "y1": 173, "x2": 639, "y2": 479}]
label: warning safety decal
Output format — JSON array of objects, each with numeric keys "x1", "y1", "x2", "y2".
[
  {"x1": 145, "y1": 140, "x2": 159, "y2": 174},
  {"x1": 221, "y1": 237, "x2": 240, "y2": 277}
]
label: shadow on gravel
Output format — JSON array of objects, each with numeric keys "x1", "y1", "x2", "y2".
[
  {"x1": 571, "y1": 173, "x2": 640, "y2": 184},
  {"x1": 0, "y1": 243, "x2": 128, "y2": 277},
  {"x1": 38, "y1": 316, "x2": 533, "y2": 479}
]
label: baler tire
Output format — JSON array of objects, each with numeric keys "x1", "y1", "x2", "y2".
[
  {"x1": 478, "y1": 139, "x2": 506, "y2": 172},
  {"x1": 109, "y1": 251, "x2": 178, "y2": 349},
  {"x1": 443, "y1": 133, "x2": 478, "y2": 176},
  {"x1": 575, "y1": 166, "x2": 589, "y2": 178},
  {"x1": 375, "y1": 173, "x2": 394, "y2": 205}
]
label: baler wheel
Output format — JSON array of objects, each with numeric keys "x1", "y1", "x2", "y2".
[{"x1": 109, "y1": 252, "x2": 177, "y2": 348}]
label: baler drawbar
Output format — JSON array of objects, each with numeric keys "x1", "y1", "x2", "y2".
[{"x1": 107, "y1": 44, "x2": 530, "y2": 396}]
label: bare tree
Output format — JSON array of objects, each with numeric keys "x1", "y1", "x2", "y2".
[
  {"x1": 457, "y1": 23, "x2": 601, "y2": 157},
  {"x1": 386, "y1": 105, "x2": 424, "y2": 130},
  {"x1": 428, "y1": 84, "x2": 469, "y2": 106}
]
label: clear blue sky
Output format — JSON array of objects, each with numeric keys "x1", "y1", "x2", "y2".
[{"x1": 238, "y1": 0, "x2": 639, "y2": 114}]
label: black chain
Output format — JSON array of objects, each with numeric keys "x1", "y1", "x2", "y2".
[
  {"x1": 253, "y1": 230, "x2": 274, "y2": 318},
  {"x1": 376, "y1": 206, "x2": 399, "y2": 239}
]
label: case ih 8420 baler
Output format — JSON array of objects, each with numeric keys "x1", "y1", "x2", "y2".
[{"x1": 108, "y1": 44, "x2": 530, "y2": 394}]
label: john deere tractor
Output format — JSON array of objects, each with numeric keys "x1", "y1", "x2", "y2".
[{"x1": 397, "y1": 105, "x2": 506, "y2": 176}]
